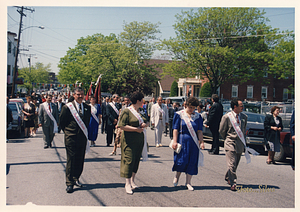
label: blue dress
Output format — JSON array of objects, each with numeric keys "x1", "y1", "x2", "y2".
[
  {"x1": 172, "y1": 112, "x2": 203, "y2": 175},
  {"x1": 88, "y1": 104, "x2": 102, "y2": 141}
]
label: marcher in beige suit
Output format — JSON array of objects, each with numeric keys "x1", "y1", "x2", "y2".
[
  {"x1": 151, "y1": 96, "x2": 168, "y2": 147},
  {"x1": 219, "y1": 98, "x2": 247, "y2": 191}
]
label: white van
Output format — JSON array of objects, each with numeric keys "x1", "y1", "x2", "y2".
[{"x1": 163, "y1": 96, "x2": 186, "y2": 105}]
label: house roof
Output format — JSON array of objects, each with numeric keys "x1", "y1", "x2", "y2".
[{"x1": 146, "y1": 59, "x2": 175, "y2": 92}]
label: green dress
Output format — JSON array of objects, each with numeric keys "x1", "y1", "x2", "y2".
[{"x1": 119, "y1": 108, "x2": 147, "y2": 178}]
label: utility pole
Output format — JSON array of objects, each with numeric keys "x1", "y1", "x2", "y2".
[{"x1": 11, "y1": 6, "x2": 35, "y2": 97}]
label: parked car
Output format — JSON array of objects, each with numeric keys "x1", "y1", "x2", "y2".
[
  {"x1": 9, "y1": 98, "x2": 25, "y2": 108},
  {"x1": 203, "y1": 111, "x2": 293, "y2": 161},
  {"x1": 163, "y1": 96, "x2": 186, "y2": 106},
  {"x1": 8, "y1": 102, "x2": 24, "y2": 136}
]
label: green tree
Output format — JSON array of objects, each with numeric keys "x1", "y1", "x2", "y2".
[
  {"x1": 269, "y1": 33, "x2": 294, "y2": 79},
  {"x1": 120, "y1": 21, "x2": 161, "y2": 61},
  {"x1": 170, "y1": 80, "x2": 178, "y2": 97},
  {"x1": 18, "y1": 62, "x2": 51, "y2": 93},
  {"x1": 200, "y1": 82, "x2": 211, "y2": 97},
  {"x1": 161, "y1": 8, "x2": 281, "y2": 94}
]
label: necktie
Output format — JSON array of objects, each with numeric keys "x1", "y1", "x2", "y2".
[
  {"x1": 236, "y1": 114, "x2": 239, "y2": 124},
  {"x1": 79, "y1": 104, "x2": 83, "y2": 119},
  {"x1": 49, "y1": 103, "x2": 51, "y2": 113}
]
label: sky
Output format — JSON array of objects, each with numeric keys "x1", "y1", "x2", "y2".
[{"x1": 6, "y1": 4, "x2": 296, "y2": 75}]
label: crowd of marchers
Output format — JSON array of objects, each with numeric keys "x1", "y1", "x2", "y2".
[{"x1": 6, "y1": 90, "x2": 295, "y2": 195}]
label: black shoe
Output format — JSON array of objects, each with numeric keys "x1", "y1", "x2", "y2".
[
  {"x1": 66, "y1": 185, "x2": 74, "y2": 193},
  {"x1": 44, "y1": 146, "x2": 49, "y2": 149},
  {"x1": 75, "y1": 180, "x2": 83, "y2": 187}
]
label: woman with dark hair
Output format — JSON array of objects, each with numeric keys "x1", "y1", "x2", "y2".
[
  {"x1": 118, "y1": 91, "x2": 149, "y2": 195},
  {"x1": 171, "y1": 96, "x2": 204, "y2": 191},
  {"x1": 88, "y1": 96, "x2": 102, "y2": 147},
  {"x1": 264, "y1": 106, "x2": 283, "y2": 164},
  {"x1": 22, "y1": 96, "x2": 35, "y2": 138}
]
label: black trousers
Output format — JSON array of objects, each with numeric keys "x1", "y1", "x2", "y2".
[
  {"x1": 169, "y1": 119, "x2": 173, "y2": 139},
  {"x1": 65, "y1": 136, "x2": 86, "y2": 186},
  {"x1": 210, "y1": 127, "x2": 220, "y2": 153},
  {"x1": 101, "y1": 116, "x2": 107, "y2": 133},
  {"x1": 106, "y1": 125, "x2": 116, "y2": 145}
]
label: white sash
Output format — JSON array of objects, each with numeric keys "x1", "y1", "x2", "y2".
[
  {"x1": 177, "y1": 110, "x2": 204, "y2": 167},
  {"x1": 90, "y1": 104, "x2": 99, "y2": 124},
  {"x1": 66, "y1": 102, "x2": 90, "y2": 154},
  {"x1": 42, "y1": 102, "x2": 58, "y2": 133},
  {"x1": 157, "y1": 105, "x2": 165, "y2": 116},
  {"x1": 128, "y1": 107, "x2": 148, "y2": 161},
  {"x1": 227, "y1": 112, "x2": 259, "y2": 163},
  {"x1": 109, "y1": 102, "x2": 119, "y2": 116}
]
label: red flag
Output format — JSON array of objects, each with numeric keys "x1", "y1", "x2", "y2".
[
  {"x1": 85, "y1": 82, "x2": 93, "y2": 101},
  {"x1": 94, "y1": 74, "x2": 102, "y2": 105}
]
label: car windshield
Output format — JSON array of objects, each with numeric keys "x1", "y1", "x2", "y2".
[
  {"x1": 8, "y1": 104, "x2": 18, "y2": 111},
  {"x1": 247, "y1": 113, "x2": 265, "y2": 123}
]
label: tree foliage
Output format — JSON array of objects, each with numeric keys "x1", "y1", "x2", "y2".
[
  {"x1": 200, "y1": 82, "x2": 211, "y2": 97},
  {"x1": 58, "y1": 21, "x2": 161, "y2": 95},
  {"x1": 170, "y1": 80, "x2": 178, "y2": 97},
  {"x1": 161, "y1": 7, "x2": 284, "y2": 94},
  {"x1": 18, "y1": 62, "x2": 51, "y2": 93}
]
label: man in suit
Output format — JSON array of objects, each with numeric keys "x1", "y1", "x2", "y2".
[
  {"x1": 38, "y1": 94, "x2": 59, "y2": 149},
  {"x1": 59, "y1": 87, "x2": 91, "y2": 193},
  {"x1": 101, "y1": 97, "x2": 109, "y2": 134},
  {"x1": 56, "y1": 95, "x2": 65, "y2": 133},
  {"x1": 147, "y1": 97, "x2": 156, "y2": 130},
  {"x1": 106, "y1": 94, "x2": 122, "y2": 146},
  {"x1": 151, "y1": 96, "x2": 169, "y2": 147},
  {"x1": 205, "y1": 94, "x2": 223, "y2": 155},
  {"x1": 219, "y1": 98, "x2": 247, "y2": 191}
]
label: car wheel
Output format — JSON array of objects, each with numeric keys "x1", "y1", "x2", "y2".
[{"x1": 274, "y1": 144, "x2": 285, "y2": 162}]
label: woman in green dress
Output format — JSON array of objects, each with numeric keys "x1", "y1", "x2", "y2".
[{"x1": 118, "y1": 91, "x2": 148, "y2": 195}]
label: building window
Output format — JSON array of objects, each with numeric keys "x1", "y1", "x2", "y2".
[
  {"x1": 273, "y1": 88, "x2": 275, "y2": 98},
  {"x1": 283, "y1": 88, "x2": 288, "y2": 100},
  {"x1": 263, "y1": 72, "x2": 268, "y2": 78},
  {"x1": 7, "y1": 65, "x2": 11, "y2": 75},
  {"x1": 247, "y1": 86, "x2": 253, "y2": 98},
  {"x1": 8, "y1": 41, "x2": 12, "y2": 53},
  {"x1": 261, "y1": 86, "x2": 268, "y2": 99},
  {"x1": 232, "y1": 85, "x2": 238, "y2": 97}
]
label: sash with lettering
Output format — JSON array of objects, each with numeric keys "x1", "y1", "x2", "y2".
[
  {"x1": 42, "y1": 102, "x2": 58, "y2": 133},
  {"x1": 90, "y1": 104, "x2": 99, "y2": 124},
  {"x1": 177, "y1": 110, "x2": 204, "y2": 167},
  {"x1": 227, "y1": 111, "x2": 259, "y2": 163},
  {"x1": 109, "y1": 102, "x2": 119, "y2": 116},
  {"x1": 66, "y1": 102, "x2": 90, "y2": 154},
  {"x1": 128, "y1": 107, "x2": 148, "y2": 161}
]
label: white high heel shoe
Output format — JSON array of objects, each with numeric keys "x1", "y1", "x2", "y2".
[
  {"x1": 125, "y1": 184, "x2": 133, "y2": 195},
  {"x1": 186, "y1": 184, "x2": 194, "y2": 191},
  {"x1": 173, "y1": 178, "x2": 178, "y2": 187}
]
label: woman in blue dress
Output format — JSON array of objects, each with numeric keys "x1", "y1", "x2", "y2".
[
  {"x1": 88, "y1": 96, "x2": 102, "y2": 147},
  {"x1": 171, "y1": 97, "x2": 204, "y2": 191}
]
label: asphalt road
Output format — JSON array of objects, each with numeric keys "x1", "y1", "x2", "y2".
[{"x1": 5, "y1": 127, "x2": 295, "y2": 210}]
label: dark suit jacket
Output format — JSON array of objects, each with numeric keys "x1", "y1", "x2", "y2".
[
  {"x1": 106, "y1": 102, "x2": 122, "y2": 126},
  {"x1": 290, "y1": 110, "x2": 295, "y2": 138},
  {"x1": 264, "y1": 114, "x2": 283, "y2": 142},
  {"x1": 101, "y1": 101, "x2": 108, "y2": 118},
  {"x1": 59, "y1": 101, "x2": 91, "y2": 142},
  {"x1": 56, "y1": 102, "x2": 65, "y2": 114},
  {"x1": 207, "y1": 101, "x2": 223, "y2": 130}
]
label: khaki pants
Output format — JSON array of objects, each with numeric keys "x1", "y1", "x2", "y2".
[
  {"x1": 154, "y1": 120, "x2": 163, "y2": 145},
  {"x1": 225, "y1": 150, "x2": 242, "y2": 186}
]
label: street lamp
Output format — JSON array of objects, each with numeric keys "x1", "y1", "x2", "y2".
[
  {"x1": 22, "y1": 25, "x2": 45, "y2": 31},
  {"x1": 11, "y1": 25, "x2": 44, "y2": 96}
]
